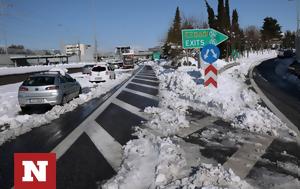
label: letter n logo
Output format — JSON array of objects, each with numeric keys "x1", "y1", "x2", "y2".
[{"x1": 14, "y1": 153, "x2": 56, "y2": 189}]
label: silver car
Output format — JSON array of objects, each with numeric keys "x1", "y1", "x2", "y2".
[{"x1": 18, "y1": 71, "x2": 82, "y2": 112}]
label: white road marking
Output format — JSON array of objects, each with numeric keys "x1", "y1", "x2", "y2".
[
  {"x1": 85, "y1": 121, "x2": 123, "y2": 171},
  {"x1": 133, "y1": 78, "x2": 159, "y2": 83},
  {"x1": 177, "y1": 116, "x2": 219, "y2": 138},
  {"x1": 112, "y1": 98, "x2": 149, "y2": 120},
  {"x1": 130, "y1": 81, "x2": 159, "y2": 89},
  {"x1": 123, "y1": 88, "x2": 159, "y2": 101},
  {"x1": 223, "y1": 135, "x2": 274, "y2": 179},
  {"x1": 51, "y1": 66, "x2": 145, "y2": 160},
  {"x1": 136, "y1": 74, "x2": 156, "y2": 77},
  {"x1": 135, "y1": 75, "x2": 158, "y2": 80}
]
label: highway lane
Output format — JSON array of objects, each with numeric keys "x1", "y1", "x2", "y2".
[
  {"x1": 0, "y1": 65, "x2": 159, "y2": 189},
  {"x1": 253, "y1": 58, "x2": 300, "y2": 130}
]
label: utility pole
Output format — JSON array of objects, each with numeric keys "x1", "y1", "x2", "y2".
[
  {"x1": 0, "y1": 0, "x2": 13, "y2": 54},
  {"x1": 92, "y1": 0, "x2": 98, "y2": 62}
]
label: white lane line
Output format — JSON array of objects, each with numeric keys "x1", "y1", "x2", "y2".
[
  {"x1": 130, "y1": 81, "x2": 159, "y2": 89},
  {"x1": 135, "y1": 75, "x2": 158, "y2": 80},
  {"x1": 112, "y1": 98, "x2": 149, "y2": 120},
  {"x1": 51, "y1": 66, "x2": 145, "y2": 159},
  {"x1": 177, "y1": 116, "x2": 219, "y2": 138},
  {"x1": 136, "y1": 73, "x2": 156, "y2": 77},
  {"x1": 223, "y1": 135, "x2": 274, "y2": 179},
  {"x1": 85, "y1": 121, "x2": 122, "y2": 171},
  {"x1": 133, "y1": 78, "x2": 159, "y2": 83},
  {"x1": 123, "y1": 88, "x2": 159, "y2": 101}
]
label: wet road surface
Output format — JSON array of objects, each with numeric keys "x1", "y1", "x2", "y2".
[{"x1": 0, "y1": 65, "x2": 159, "y2": 189}]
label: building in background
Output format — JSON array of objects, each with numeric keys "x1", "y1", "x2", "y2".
[
  {"x1": 65, "y1": 44, "x2": 91, "y2": 56},
  {"x1": 65, "y1": 44, "x2": 94, "y2": 62}
]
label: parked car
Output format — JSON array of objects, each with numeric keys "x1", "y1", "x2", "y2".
[
  {"x1": 277, "y1": 49, "x2": 294, "y2": 58},
  {"x1": 82, "y1": 64, "x2": 95, "y2": 74},
  {"x1": 18, "y1": 71, "x2": 82, "y2": 112},
  {"x1": 89, "y1": 65, "x2": 115, "y2": 82}
]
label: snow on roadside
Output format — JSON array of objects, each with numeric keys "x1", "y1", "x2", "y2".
[
  {"x1": 0, "y1": 72, "x2": 131, "y2": 146},
  {"x1": 103, "y1": 129, "x2": 253, "y2": 189},
  {"x1": 0, "y1": 62, "x2": 96, "y2": 76},
  {"x1": 150, "y1": 51, "x2": 295, "y2": 137}
]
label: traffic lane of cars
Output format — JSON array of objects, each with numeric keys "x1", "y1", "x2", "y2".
[{"x1": 17, "y1": 64, "x2": 120, "y2": 113}]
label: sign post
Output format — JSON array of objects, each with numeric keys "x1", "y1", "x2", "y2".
[
  {"x1": 181, "y1": 28, "x2": 228, "y2": 88},
  {"x1": 201, "y1": 44, "x2": 220, "y2": 88}
]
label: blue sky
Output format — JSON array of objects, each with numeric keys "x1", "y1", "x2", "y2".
[{"x1": 0, "y1": 0, "x2": 297, "y2": 51}]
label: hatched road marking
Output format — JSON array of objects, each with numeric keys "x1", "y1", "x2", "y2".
[
  {"x1": 123, "y1": 88, "x2": 159, "y2": 101},
  {"x1": 223, "y1": 135, "x2": 274, "y2": 179}
]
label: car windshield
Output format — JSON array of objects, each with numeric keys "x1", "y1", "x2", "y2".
[
  {"x1": 23, "y1": 76, "x2": 55, "y2": 86},
  {"x1": 92, "y1": 66, "x2": 106, "y2": 72}
]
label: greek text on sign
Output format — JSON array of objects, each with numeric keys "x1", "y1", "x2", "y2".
[{"x1": 182, "y1": 29, "x2": 228, "y2": 49}]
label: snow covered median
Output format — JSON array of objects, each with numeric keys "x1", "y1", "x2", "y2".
[
  {"x1": 153, "y1": 51, "x2": 294, "y2": 137},
  {"x1": 103, "y1": 51, "x2": 297, "y2": 189}
]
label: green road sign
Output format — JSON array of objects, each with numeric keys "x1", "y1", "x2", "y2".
[
  {"x1": 231, "y1": 49, "x2": 239, "y2": 60},
  {"x1": 153, "y1": 51, "x2": 161, "y2": 61},
  {"x1": 182, "y1": 29, "x2": 229, "y2": 49}
]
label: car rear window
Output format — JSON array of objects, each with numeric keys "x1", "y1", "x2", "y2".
[
  {"x1": 92, "y1": 66, "x2": 106, "y2": 72},
  {"x1": 23, "y1": 76, "x2": 55, "y2": 86}
]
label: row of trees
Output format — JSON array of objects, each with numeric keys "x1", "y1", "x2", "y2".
[{"x1": 163, "y1": 0, "x2": 296, "y2": 60}]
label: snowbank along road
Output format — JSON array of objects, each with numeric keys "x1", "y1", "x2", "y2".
[{"x1": 0, "y1": 65, "x2": 160, "y2": 189}]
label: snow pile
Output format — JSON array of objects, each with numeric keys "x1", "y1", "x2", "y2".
[
  {"x1": 0, "y1": 72, "x2": 131, "y2": 145},
  {"x1": 0, "y1": 62, "x2": 95, "y2": 76},
  {"x1": 166, "y1": 164, "x2": 253, "y2": 189},
  {"x1": 149, "y1": 51, "x2": 294, "y2": 137},
  {"x1": 103, "y1": 130, "x2": 252, "y2": 189},
  {"x1": 144, "y1": 90, "x2": 189, "y2": 136},
  {"x1": 102, "y1": 129, "x2": 189, "y2": 189},
  {"x1": 48, "y1": 68, "x2": 68, "y2": 76},
  {"x1": 179, "y1": 57, "x2": 198, "y2": 66}
]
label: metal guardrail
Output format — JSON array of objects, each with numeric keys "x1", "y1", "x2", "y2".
[{"x1": 218, "y1": 62, "x2": 240, "y2": 74}]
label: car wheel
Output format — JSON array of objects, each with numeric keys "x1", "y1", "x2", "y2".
[
  {"x1": 61, "y1": 95, "x2": 68, "y2": 105},
  {"x1": 79, "y1": 87, "x2": 82, "y2": 94},
  {"x1": 20, "y1": 106, "x2": 29, "y2": 113}
]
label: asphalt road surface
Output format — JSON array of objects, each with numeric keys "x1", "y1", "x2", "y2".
[
  {"x1": 0, "y1": 65, "x2": 159, "y2": 189},
  {"x1": 253, "y1": 58, "x2": 300, "y2": 130}
]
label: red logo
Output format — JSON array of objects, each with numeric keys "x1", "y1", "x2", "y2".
[{"x1": 14, "y1": 153, "x2": 56, "y2": 189}]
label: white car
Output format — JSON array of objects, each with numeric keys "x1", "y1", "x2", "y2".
[{"x1": 89, "y1": 65, "x2": 115, "y2": 82}]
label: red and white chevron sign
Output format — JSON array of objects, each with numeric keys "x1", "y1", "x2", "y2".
[{"x1": 204, "y1": 64, "x2": 218, "y2": 88}]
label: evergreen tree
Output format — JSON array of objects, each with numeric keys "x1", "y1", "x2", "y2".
[
  {"x1": 171, "y1": 6, "x2": 182, "y2": 45},
  {"x1": 282, "y1": 31, "x2": 296, "y2": 49},
  {"x1": 163, "y1": 6, "x2": 182, "y2": 58},
  {"x1": 225, "y1": 0, "x2": 231, "y2": 30},
  {"x1": 205, "y1": 0, "x2": 217, "y2": 28},
  {"x1": 261, "y1": 17, "x2": 282, "y2": 44},
  {"x1": 231, "y1": 9, "x2": 240, "y2": 50},
  {"x1": 217, "y1": 0, "x2": 226, "y2": 31}
]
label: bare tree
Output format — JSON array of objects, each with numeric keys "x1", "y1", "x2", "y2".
[{"x1": 244, "y1": 25, "x2": 261, "y2": 51}]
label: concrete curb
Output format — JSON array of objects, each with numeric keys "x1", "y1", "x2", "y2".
[
  {"x1": 218, "y1": 62, "x2": 240, "y2": 74},
  {"x1": 249, "y1": 59, "x2": 300, "y2": 138}
]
